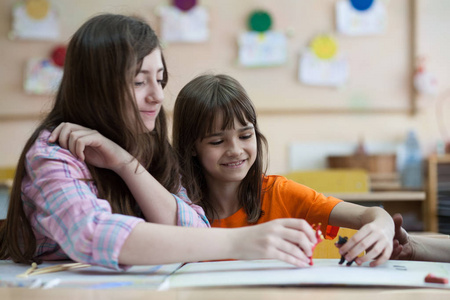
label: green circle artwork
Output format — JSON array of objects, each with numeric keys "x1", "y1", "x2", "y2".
[{"x1": 248, "y1": 10, "x2": 272, "y2": 32}]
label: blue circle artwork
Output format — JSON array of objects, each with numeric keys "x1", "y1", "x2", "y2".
[{"x1": 350, "y1": 0, "x2": 374, "y2": 11}]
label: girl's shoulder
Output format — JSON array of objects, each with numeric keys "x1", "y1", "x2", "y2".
[
  {"x1": 29, "y1": 129, "x2": 71, "y2": 158},
  {"x1": 263, "y1": 174, "x2": 314, "y2": 193},
  {"x1": 263, "y1": 174, "x2": 289, "y2": 186},
  {"x1": 26, "y1": 129, "x2": 89, "y2": 173}
]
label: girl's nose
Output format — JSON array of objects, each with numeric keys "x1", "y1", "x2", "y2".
[
  {"x1": 226, "y1": 140, "x2": 243, "y2": 156},
  {"x1": 146, "y1": 84, "x2": 164, "y2": 103}
]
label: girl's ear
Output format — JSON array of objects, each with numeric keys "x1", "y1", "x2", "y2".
[{"x1": 191, "y1": 149, "x2": 197, "y2": 157}]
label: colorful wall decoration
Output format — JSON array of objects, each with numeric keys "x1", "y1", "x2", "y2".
[
  {"x1": 158, "y1": 0, "x2": 209, "y2": 43},
  {"x1": 299, "y1": 34, "x2": 349, "y2": 87},
  {"x1": 238, "y1": 10, "x2": 287, "y2": 67},
  {"x1": 24, "y1": 45, "x2": 66, "y2": 95},
  {"x1": 10, "y1": 0, "x2": 59, "y2": 40},
  {"x1": 336, "y1": 0, "x2": 387, "y2": 36}
]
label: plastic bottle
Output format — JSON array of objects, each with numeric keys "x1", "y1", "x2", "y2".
[{"x1": 399, "y1": 130, "x2": 423, "y2": 189}]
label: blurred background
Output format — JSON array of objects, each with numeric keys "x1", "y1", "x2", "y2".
[{"x1": 1, "y1": 0, "x2": 450, "y2": 234}]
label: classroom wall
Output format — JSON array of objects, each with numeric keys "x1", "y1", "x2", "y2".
[{"x1": 0, "y1": 0, "x2": 449, "y2": 174}]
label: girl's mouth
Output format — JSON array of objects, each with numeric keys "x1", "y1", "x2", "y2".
[{"x1": 222, "y1": 160, "x2": 245, "y2": 167}]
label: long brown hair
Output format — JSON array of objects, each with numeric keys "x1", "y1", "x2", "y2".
[
  {"x1": 0, "y1": 14, "x2": 180, "y2": 263},
  {"x1": 173, "y1": 74, "x2": 268, "y2": 223}
]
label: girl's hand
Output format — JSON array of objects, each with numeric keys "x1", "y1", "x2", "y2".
[
  {"x1": 338, "y1": 218, "x2": 394, "y2": 267},
  {"x1": 49, "y1": 122, "x2": 133, "y2": 173},
  {"x1": 233, "y1": 218, "x2": 318, "y2": 267}
]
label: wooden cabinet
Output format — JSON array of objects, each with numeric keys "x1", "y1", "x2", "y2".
[
  {"x1": 325, "y1": 191, "x2": 426, "y2": 232},
  {"x1": 426, "y1": 155, "x2": 450, "y2": 233}
]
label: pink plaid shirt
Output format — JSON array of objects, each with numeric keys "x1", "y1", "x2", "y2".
[{"x1": 21, "y1": 130, "x2": 209, "y2": 270}]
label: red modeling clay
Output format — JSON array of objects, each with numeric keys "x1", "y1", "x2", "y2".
[
  {"x1": 309, "y1": 224, "x2": 323, "y2": 266},
  {"x1": 425, "y1": 273, "x2": 448, "y2": 284}
]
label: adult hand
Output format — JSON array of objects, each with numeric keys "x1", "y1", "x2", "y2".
[
  {"x1": 49, "y1": 122, "x2": 133, "y2": 173},
  {"x1": 233, "y1": 218, "x2": 318, "y2": 267},
  {"x1": 390, "y1": 213, "x2": 413, "y2": 260}
]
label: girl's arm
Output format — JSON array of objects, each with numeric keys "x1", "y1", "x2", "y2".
[
  {"x1": 118, "y1": 218, "x2": 318, "y2": 267},
  {"x1": 328, "y1": 202, "x2": 394, "y2": 267},
  {"x1": 25, "y1": 139, "x2": 317, "y2": 269},
  {"x1": 113, "y1": 158, "x2": 208, "y2": 227},
  {"x1": 49, "y1": 123, "x2": 207, "y2": 227}
]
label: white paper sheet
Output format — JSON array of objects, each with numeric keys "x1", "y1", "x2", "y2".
[
  {"x1": 164, "y1": 259, "x2": 450, "y2": 289},
  {"x1": 0, "y1": 260, "x2": 182, "y2": 290}
]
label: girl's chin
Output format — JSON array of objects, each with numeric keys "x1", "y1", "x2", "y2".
[{"x1": 144, "y1": 122, "x2": 156, "y2": 132}]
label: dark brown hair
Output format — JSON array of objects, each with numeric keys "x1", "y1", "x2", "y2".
[
  {"x1": 173, "y1": 74, "x2": 268, "y2": 223},
  {"x1": 0, "y1": 14, "x2": 180, "y2": 263}
]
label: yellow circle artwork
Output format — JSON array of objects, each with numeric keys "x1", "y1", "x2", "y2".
[
  {"x1": 25, "y1": 0, "x2": 49, "y2": 20},
  {"x1": 311, "y1": 35, "x2": 338, "y2": 60}
]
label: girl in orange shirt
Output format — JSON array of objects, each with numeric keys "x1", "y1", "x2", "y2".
[{"x1": 173, "y1": 73, "x2": 395, "y2": 267}]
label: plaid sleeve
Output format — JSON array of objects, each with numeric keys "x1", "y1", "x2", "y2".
[
  {"x1": 173, "y1": 186, "x2": 210, "y2": 228},
  {"x1": 23, "y1": 132, "x2": 144, "y2": 270}
]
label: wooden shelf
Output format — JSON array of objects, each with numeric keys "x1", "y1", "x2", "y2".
[
  {"x1": 324, "y1": 191, "x2": 425, "y2": 202},
  {"x1": 426, "y1": 154, "x2": 450, "y2": 232}
]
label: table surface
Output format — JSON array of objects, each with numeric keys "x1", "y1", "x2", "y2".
[
  {"x1": 2, "y1": 286, "x2": 450, "y2": 300},
  {"x1": 2, "y1": 259, "x2": 450, "y2": 299}
]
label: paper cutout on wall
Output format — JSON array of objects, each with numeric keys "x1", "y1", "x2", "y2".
[
  {"x1": 248, "y1": 10, "x2": 272, "y2": 32},
  {"x1": 336, "y1": 0, "x2": 386, "y2": 36},
  {"x1": 350, "y1": 0, "x2": 374, "y2": 11},
  {"x1": 173, "y1": 0, "x2": 197, "y2": 12},
  {"x1": 10, "y1": 0, "x2": 59, "y2": 40},
  {"x1": 158, "y1": 5, "x2": 209, "y2": 43},
  {"x1": 238, "y1": 32, "x2": 287, "y2": 67},
  {"x1": 299, "y1": 35, "x2": 348, "y2": 87},
  {"x1": 24, "y1": 58, "x2": 63, "y2": 95},
  {"x1": 414, "y1": 57, "x2": 438, "y2": 96},
  {"x1": 238, "y1": 10, "x2": 287, "y2": 67}
]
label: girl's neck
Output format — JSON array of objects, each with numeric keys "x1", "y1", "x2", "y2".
[{"x1": 206, "y1": 180, "x2": 241, "y2": 219}]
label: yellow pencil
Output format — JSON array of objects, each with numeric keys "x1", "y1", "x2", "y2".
[
  {"x1": 17, "y1": 262, "x2": 37, "y2": 278},
  {"x1": 17, "y1": 262, "x2": 91, "y2": 277}
]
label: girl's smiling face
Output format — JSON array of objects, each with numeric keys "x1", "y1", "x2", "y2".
[
  {"x1": 133, "y1": 48, "x2": 165, "y2": 131},
  {"x1": 194, "y1": 115, "x2": 257, "y2": 186}
]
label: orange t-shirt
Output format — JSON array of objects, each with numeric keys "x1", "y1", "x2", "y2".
[{"x1": 211, "y1": 175, "x2": 342, "y2": 239}]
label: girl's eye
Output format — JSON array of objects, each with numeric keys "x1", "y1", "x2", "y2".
[
  {"x1": 209, "y1": 140, "x2": 223, "y2": 146},
  {"x1": 241, "y1": 134, "x2": 253, "y2": 140},
  {"x1": 134, "y1": 81, "x2": 145, "y2": 87}
]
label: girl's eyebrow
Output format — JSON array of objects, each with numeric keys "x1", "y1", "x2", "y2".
[
  {"x1": 204, "y1": 125, "x2": 254, "y2": 138},
  {"x1": 138, "y1": 67, "x2": 164, "y2": 74},
  {"x1": 240, "y1": 125, "x2": 254, "y2": 132}
]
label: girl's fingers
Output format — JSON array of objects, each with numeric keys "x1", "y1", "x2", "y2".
[
  {"x1": 58, "y1": 125, "x2": 73, "y2": 149},
  {"x1": 338, "y1": 229, "x2": 366, "y2": 256},
  {"x1": 279, "y1": 228, "x2": 315, "y2": 257},
  {"x1": 340, "y1": 231, "x2": 391, "y2": 266},
  {"x1": 74, "y1": 136, "x2": 86, "y2": 161},
  {"x1": 277, "y1": 239, "x2": 311, "y2": 265},
  {"x1": 48, "y1": 123, "x2": 65, "y2": 142},
  {"x1": 369, "y1": 248, "x2": 390, "y2": 267},
  {"x1": 354, "y1": 240, "x2": 385, "y2": 264},
  {"x1": 341, "y1": 231, "x2": 375, "y2": 263},
  {"x1": 258, "y1": 219, "x2": 318, "y2": 267},
  {"x1": 280, "y1": 219, "x2": 317, "y2": 244},
  {"x1": 49, "y1": 123, "x2": 88, "y2": 146},
  {"x1": 73, "y1": 131, "x2": 100, "y2": 161},
  {"x1": 50, "y1": 123, "x2": 96, "y2": 160}
]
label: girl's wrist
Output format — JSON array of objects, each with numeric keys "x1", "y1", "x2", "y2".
[
  {"x1": 112, "y1": 154, "x2": 139, "y2": 177},
  {"x1": 227, "y1": 228, "x2": 246, "y2": 260}
]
